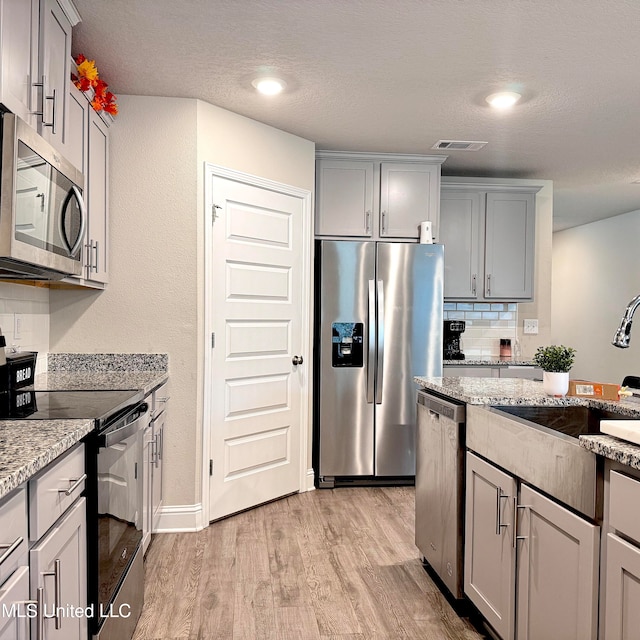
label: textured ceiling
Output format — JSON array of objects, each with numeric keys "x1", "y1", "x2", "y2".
[{"x1": 71, "y1": 0, "x2": 640, "y2": 231}]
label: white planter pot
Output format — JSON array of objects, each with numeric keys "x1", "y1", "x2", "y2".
[{"x1": 542, "y1": 371, "x2": 570, "y2": 397}]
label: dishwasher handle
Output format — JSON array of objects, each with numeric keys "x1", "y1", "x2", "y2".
[{"x1": 417, "y1": 391, "x2": 466, "y2": 423}]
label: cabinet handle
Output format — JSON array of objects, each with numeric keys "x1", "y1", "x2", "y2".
[
  {"x1": 32, "y1": 77, "x2": 56, "y2": 132},
  {"x1": 472, "y1": 274, "x2": 477, "y2": 295},
  {"x1": 42, "y1": 558, "x2": 62, "y2": 629},
  {"x1": 487, "y1": 273, "x2": 492, "y2": 295},
  {"x1": 93, "y1": 240, "x2": 99, "y2": 273},
  {"x1": 513, "y1": 498, "x2": 529, "y2": 548},
  {"x1": 495, "y1": 487, "x2": 510, "y2": 535},
  {"x1": 381, "y1": 210, "x2": 387, "y2": 234},
  {"x1": 0, "y1": 536, "x2": 23, "y2": 565},
  {"x1": 365, "y1": 210, "x2": 371, "y2": 234},
  {"x1": 58, "y1": 473, "x2": 87, "y2": 496}
]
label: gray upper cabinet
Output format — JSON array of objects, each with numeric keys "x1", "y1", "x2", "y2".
[
  {"x1": 38, "y1": 0, "x2": 80, "y2": 158},
  {"x1": 315, "y1": 152, "x2": 445, "y2": 240},
  {"x1": 315, "y1": 158, "x2": 375, "y2": 237},
  {"x1": 440, "y1": 183, "x2": 540, "y2": 301},
  {"x1": 0, "y1": 0, "x2": 39, "y2": 124}
]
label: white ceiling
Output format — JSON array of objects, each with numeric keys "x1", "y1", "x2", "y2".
[{"x1": 71, "y1": 0, "x2": 640, "y2": 232}]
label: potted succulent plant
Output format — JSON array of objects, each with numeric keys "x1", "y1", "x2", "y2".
[{"x1": 533, "y1": 345, "x2": 576, "y2": 396}]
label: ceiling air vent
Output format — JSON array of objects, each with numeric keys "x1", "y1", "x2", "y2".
[{"x1": 432, "y1": 140, "x2": 488, "y2": 151}]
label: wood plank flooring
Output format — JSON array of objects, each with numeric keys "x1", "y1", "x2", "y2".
[{"x1": 132, "y1": 486, "x2": 486, "y2": 640}]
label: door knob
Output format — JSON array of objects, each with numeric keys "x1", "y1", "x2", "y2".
[{"x1": 292, "y1": 355, "x2": 304, "y2": 365}]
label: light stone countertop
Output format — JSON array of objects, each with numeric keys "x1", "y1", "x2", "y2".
[
  {"x1": 31, "y1": 370, "x2": 168, "y2": 396},
  {"x1": 0, "y1": 354, "x2": 169, "y2": 502},
  {"x1": 415, "y1": 375, "x2": 640, "y2": 470},
  {"x1": 0, "y1": 419, "x2": 94, "y2": 500}
]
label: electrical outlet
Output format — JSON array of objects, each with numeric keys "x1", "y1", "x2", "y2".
[
  {"x1": 523, "y1": 318, "x2": 539, "y2": 335},
  {"x1": 14, "y1": 314, "x2": 22, "y2": 340}
]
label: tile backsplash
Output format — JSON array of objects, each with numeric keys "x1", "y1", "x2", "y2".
[
  {"x1": 444, "y1": 302, "x2": 518, "y2": 359},
  {"x1": 0, "y1": 283, "x2": 50, "y2": 373}
]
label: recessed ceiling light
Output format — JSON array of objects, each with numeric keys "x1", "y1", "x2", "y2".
[
  {"x1": 251, "y1": 77, "x2": 286, "y2": 96},
  {"x1": 485, "y1": 91, "x2": 522, "y2": 109}
]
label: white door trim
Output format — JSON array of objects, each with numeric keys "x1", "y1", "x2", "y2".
[{"x1": 202, "y1": 162, "x2": 314, "y2": 526}]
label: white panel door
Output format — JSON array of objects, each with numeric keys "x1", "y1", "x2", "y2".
[{"x1": 208, "y1": 172, "x2": 306, "y2": 521}]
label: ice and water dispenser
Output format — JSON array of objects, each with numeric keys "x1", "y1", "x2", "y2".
[{"x1": 331, "y1": 322, "x2": 364, "y2": 367}]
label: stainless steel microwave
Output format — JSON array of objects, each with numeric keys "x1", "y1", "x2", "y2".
[{"x1": 0, "y1": 113, "x2": 86, "y2": 279}]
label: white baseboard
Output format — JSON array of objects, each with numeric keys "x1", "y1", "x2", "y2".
[
  {"x1": 305, "y1": 467, "x2": 316, "y2": 492},
  {"x1": 155, "y1": 503, "x2": 206, "y2": 532}
]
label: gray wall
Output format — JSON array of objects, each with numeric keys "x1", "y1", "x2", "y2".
[{"x1": 552, "y1": 209, "x2": 640, "y2": 382}]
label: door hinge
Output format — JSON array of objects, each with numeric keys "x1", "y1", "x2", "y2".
[
  {"x1": 212, "y1": 204, "x2": 222, "y2": 224},
  {"x1": 209, "y1": 459, "x2": 214, "y2": 476},
  {"x1": 211, "y1": 332, "x2": 215, "y2": 348}
]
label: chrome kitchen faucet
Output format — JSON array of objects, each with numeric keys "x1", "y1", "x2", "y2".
[{"x1": 612, "y1": 293, "x2": 640, "y2": 348}]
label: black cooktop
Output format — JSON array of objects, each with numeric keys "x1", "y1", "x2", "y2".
[{"x1": 0, "y1": 389, "x2": 144, "y2": 428}]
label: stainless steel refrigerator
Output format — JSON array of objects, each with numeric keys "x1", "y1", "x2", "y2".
[{"x1": 316, "y1": 240, "x2": 444, "y2": 487}]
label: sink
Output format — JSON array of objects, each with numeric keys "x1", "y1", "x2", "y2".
[{"x1": 491, "y1": 404, "x2": 628, "y2": 439}]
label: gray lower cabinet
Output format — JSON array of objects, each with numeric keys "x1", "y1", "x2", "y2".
[
  {"x1": 0, "y1": 565, "x2": 30, "y2": 639},
  {"x1": 602, "y1": 465, "x2": 640, "y2": 639},
  {"x1": 465, "y1": 452, "x2": 516, "y2": 639},
  {"x1": 465, "y1": 451, "x2": 599, "y2": 640},
  {"x1": 29, "y1": 497, "x2": 87, "y2": 640},
  {"x1": 604, "y1": 533, "x2": 640, "y2": 639}
]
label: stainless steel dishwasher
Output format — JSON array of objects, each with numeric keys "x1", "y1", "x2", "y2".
[{"x1": 415, "y1": 389, "x2": 466, "y2": 599}]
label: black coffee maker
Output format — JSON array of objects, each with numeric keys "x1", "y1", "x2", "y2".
[{"x1": 443, "y1": 320, "x2": 466, "y2": 360}]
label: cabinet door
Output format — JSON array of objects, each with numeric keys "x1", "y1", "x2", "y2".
[
  {"x1": 379, "y1": 162, "x2": 440, "y2": 239},
  {"x1": 516, "y1": 484, "x2": 599, "y2": 640},
  {"x1": 0, "y1": 0, "x2": 38, "y2": 124},
  {"x1": 86, "y1": 109, "x2": 110, "y2": 283},
  {"x1": 141, "y1": 424, "x2": 152, "y2": 554},
  {"x1": 604, "y1": 533, "x2": 640, "y2": 640},
  {"x1": 484, "y1": 192, "x2": 535, "y2": 299},
  {"x1": 151, "y1": 413, "x2": 164, "y2": 532},
  {"x1": 38, "y1": 0, "x2": 73, "y2": 155},
  {"x1": 30, "y1": 498, "x2": 87, "y2": 640},
  {"x1": 66, "y1": 83, "x2": 88, "y2": 173},
  {"x1": 0, "y1": 566, "x2": 30, "y2": 640},
  {"x1": 465, "y1": 451, "x2": 517, "y2": 640},
  {"x1": 315, "y1": 159, "x2": 374, "y2": 237},
  {"x1": 440, "y1": 190, "x2": 482, "y2": 299}
]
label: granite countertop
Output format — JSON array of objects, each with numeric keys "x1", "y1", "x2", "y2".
[
  {"x1": 415, "y1": 375, "x2": 640, "y2": 470},
  {"x1": 0, "y1": 353, "x2": 169, "y2": 502},
  {"x1": 32, "y1": 370, "x2": 168, "y2": 396},
  {"x1": 0, "y1": 419, "x2": 94, "y2": 500},
  {"x1": 443, "y1": 359, "x2": 538, "y2": 366}
]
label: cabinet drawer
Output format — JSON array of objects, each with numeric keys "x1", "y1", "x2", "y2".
[
  {"x1": 29, "y1": 444, "x2": 86, "y2": 541},
  {"x1": 0, "y1": 565, "x2": 30, "y2": 638},
  {"x1": 609, "y1": 470, "x2": 640, "y2": 544},
  {"x1": 0, "y1": 486, "x2": 28, "y2": 586}
]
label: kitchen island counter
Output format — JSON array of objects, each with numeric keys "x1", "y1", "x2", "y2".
[{"x1": 415, "y1": 375, "x2": 640, "y2": 471}]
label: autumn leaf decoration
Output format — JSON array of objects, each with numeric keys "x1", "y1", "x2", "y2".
[{"x1": 72, "y1": 54, "x2": 118, "y2": 116}]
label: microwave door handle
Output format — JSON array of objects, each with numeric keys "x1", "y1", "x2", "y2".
[
  {"x1": 68, "y1": 186, "x2": 86, "y2": 257},
  {"x1": 59, "y1": 186, "x2": 86, "y2": 257}
]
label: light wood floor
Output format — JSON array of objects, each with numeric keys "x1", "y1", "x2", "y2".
[{"x1": 132, "y1": 486, "x2": 486, "y2": 640}]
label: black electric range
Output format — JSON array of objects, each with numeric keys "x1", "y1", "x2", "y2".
[{"x1": 0, "y1": 388, "x2": 144, "y2": 426}]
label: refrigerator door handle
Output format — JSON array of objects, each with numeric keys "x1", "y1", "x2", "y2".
[
  {"x1": 375, "y1": 279, "x2": 384, "y2": 404},
  {"x1": 367, "y1": 279, "x2": 375, "y2": 403}
]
